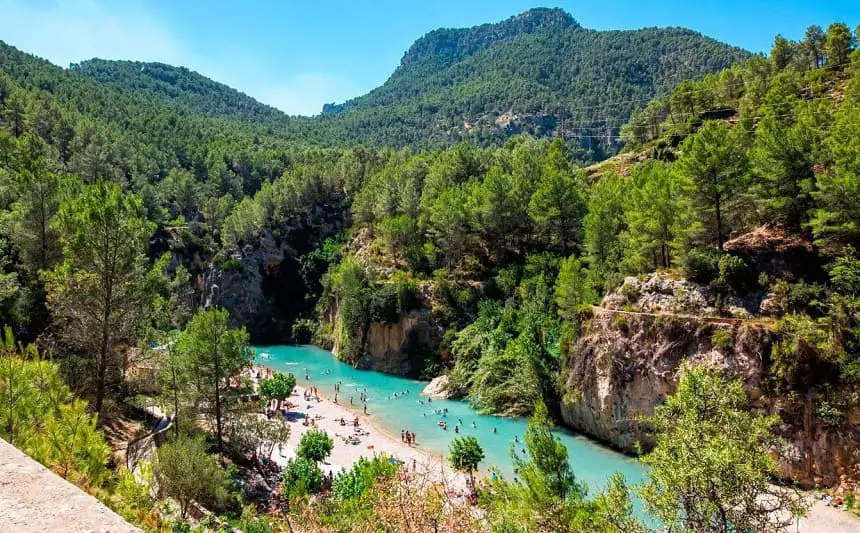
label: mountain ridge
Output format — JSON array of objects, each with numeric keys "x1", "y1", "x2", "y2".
[{"x1": 3, "y1": 7, "x2": 752, "y2": 160}]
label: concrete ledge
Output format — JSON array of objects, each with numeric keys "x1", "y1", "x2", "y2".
[{"x1": 0, "y1": 438, "x2": 139, "y2": 532}]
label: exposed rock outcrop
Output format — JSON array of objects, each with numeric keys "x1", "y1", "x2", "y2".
[
  {"x1": 331, "y1": 307, "x2": 440, "y2": 377},
  {"x1": 423, "y1": 375, "x2": 453, "y2": 399},
  {"x1": 561, "y1": 308, "x2": 766, "y2": 452},
  {"x1": 724, "y1": 225, "x2": 822, "y2": 282},
  {"x1": 202, "y1": 195, "x2": 349, "y2": 343},
  {"x1": 560, "y1": 272, "x2": 860, "y2": 487},
  {"x1": 203, "y1": 230, "x2": 288, "y2": 342}
]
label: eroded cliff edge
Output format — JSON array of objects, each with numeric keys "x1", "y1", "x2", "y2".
[{"x1": 560, "y1": 273, "x2": 860, "y2": 487}]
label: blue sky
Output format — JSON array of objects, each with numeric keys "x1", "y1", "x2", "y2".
[{"x1": 0, "y1": 1, "x2": 857, "y2": 116}]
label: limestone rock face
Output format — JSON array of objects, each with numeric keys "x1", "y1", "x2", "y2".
[
  {"x1": 560, "y1": 309, "x2": 766, "y2": 453},
  {"x1": 560, "y1": 272, "x2": 859, "y2": 487},
  {"x1": 331, "y1": 308, "x2": 440, "y2": 377},
  {"x1": 203, "y1": 230, "x2": 287, "y2": 342},
  {"x1": 423, "y1": 375, "x2": 453, "y2": 399}
]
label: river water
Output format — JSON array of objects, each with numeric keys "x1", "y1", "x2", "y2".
[{"x1": 257, "y1": 344, "x2": 647, "y2": 494}]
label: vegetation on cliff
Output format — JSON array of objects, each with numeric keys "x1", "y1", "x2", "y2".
[{"x1": 0, "y1": 8, "x2": 858, "y2": 531}]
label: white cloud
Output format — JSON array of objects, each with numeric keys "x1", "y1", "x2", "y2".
[{"x1": 0, "y1": 0, "x2": 365, "y2": 116}]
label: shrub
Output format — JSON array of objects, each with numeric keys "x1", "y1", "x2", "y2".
[
  {"x1": 404, "y1": 243, "x2": 430, "y2": 274},
  {"x1": 620, "y1": 282, "x2": 641, "y2": 303},
  {"x1": 221, "y1": 258, "x2": 243, "y2": 273},
  {"x1": 291, "y1": 318, "x2": 316, "y2": 343},
  {"x1": 369, "y1": 280, "x2": 420, "y2": 323},
  {"x1": 815, "y1": 401, "x2": 846, "y2": 427},
  {"x1": 710, "y1": 328, "x2": 732, "y2": 351},
  {"x1": 717, "y1": 254, "x2": 752, "y2": 293},
  {"x1": 281, "y1": 457, "x2": 323, "y2": 497},
  {"x1": 296, "y1": 429, "x2": 333, "y2": 463},
  {"x1": 785, "y1": 282, "x2": 826, "y2": 315},
  {"x1": 332, "y1": 455, "x2": 399, "y2": 501},
  {"x1": 156, "y1": 436, "x2": 231, "y2": 518},
  {"x1": 378, "y1": 214, "x2": 415, "y2": 255},
  {"x1": 683, "y1": 248, "x2": 723, "y2": 284}
]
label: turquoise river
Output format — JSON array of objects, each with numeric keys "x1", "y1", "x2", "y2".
[{"x1": 256, "y1": 345, "x2": 648, "y2": 498}]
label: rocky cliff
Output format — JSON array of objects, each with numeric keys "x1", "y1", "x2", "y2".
[
  {"x1": 203, "y1": 195, "x2": 349, "y2": 343},
  {"x1": 202, "y1": 230, "x2": 288, "y2": 342},
  {"x1": 328, "y1": 305, "x2": 440, "y2": 377},
  {"x1": 560, "y1": 273, "x2": 860, "y2": 488}
]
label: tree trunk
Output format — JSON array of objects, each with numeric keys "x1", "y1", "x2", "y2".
[
  {"x1": 213, "y1": 321, "x2": 223, "y2": 454},
  {"x1": 171, "y1": 363, "x2": 180, "y2": 439},
  {"x1": 715, "y1": 194, "x2": 724, "y2": 250},
  {"x1": 95, "y1": 279, "x2": 113, "y2": 422}
]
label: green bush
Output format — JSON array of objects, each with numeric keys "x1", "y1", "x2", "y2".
[
  {"x1": 620, "y1": 282, "x2": 640, "y2": 303},
  {"x1": 296, "y1": 429, "x2": 333, "y2": 463},
  {"x1": 332, "y1": 455, "x2": 399, "y2": 501},
  {"x1": 717, "y1": 254, "x2": 752, "y2": 293},
  {"x1": 683, "y1": 248, "x2": 723, "y2": 284},
  {"x1": 221, "y1": 257, "x2": 243, "y2": 273},
  {"x1": 291, "y1": 318, "x2": 316, "y2": 343},
  {"x1": 404, "y1": 243, "x2": 430, "y2": 274},
  {"x1": 378, "y1": 214, "x2": 415, "y2": 254},
  {"x1": 281, "y1": 457, "x2": 323, "y2": 497},
  {"x1": 369, "y1": 280, "x2": 421, "y2": 323},
  {"x1": 785, "y1": 282, "x2": 826, "y2": 315},
  {"x1": 710, "y1": 328, "x2": 732, "y2": 351},
  {"x1": 815, "y1": 400, "x2": 846, "y2": 426}
]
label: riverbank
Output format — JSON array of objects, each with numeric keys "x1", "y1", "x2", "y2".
[
  {"x1": 265, "y1": 383, "x2": 469, "y2": 493},
  {"x1": 253, "y1": 347, "x2": 860, "y2": 531},
  {"x1": 266, "y1": 388, "x2": 859, "y2": 532}
]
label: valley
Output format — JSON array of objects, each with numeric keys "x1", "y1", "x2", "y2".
[{"x1": 0, "y1": 5, "x2": 858, "y2": 532}]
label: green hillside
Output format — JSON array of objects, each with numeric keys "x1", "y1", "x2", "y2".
[
  {"x1": 66, "y1": 8, "x2": 750, "y2": 160},
  {"x1": 70, "y1": 59, "x2": 290, "y2": 122},
  {"x1": 319, "y1": 8, "x2": 751, "y2": 157}
]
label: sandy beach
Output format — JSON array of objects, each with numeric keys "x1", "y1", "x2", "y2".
[
  {"x1": 250, "y1": 371, "x2": 859, "y2": 532},
  {"x1": 265, "y1": 383, "x2": 468, "y2": 492}
]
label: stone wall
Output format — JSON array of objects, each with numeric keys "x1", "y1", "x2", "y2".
[{"x1": 0, "y1": 438, "x2": 138, "y2": 532}]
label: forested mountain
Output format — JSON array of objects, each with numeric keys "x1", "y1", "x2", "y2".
[
  {"x1": 71, "y1": 59, "x2": 290, "y2": 122},
  {"x1": 319, "y1": 8, "x2": 751, "y2": 157},
  {"x1": 63, "y1": 8, "x2": 750, "y2": 160}
]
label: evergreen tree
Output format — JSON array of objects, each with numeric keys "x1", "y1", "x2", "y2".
[
  {"x1": 824, "y1": 22, "x2": 853, "y2": 68},
  {"x1": 6, "y1": 134, "x2": 64, "y2": 271},
  {"x1": 42, "y1": 181, "x2": 154, "y2": 419},
  {"x1": 529, "y1": 141, "x2": 586, "y2": 254},
  {"x1": 583, "y1": 172, "x2": 627, "y2": 288},
  {"x1": 675, "y1": 121, "x2": 748, "y2": 250},
  {"x1": 639, "y1": 365, "x2": 806, "y2": 532},
  {"x1": 770, "y1": 35, "x2": 794, "y2": 70},
  {"x1": 448, "y1": 436, "x2": 484, "y2": 488},
  {"x1": 802, "y1": 25, "x2": 825, "y2": 68},
  {"x1": 624, "y1": 161, "x2": 688, "y2": 270},
  {"x1": 176, "y1": 308, "x2": 250, "y2": 453}
]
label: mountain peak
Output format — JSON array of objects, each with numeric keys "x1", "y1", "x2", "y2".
[{"x1": 399, "y1": 8, "x2": 579, "y2": 70}]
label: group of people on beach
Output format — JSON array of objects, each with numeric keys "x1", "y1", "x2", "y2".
[
  {"x1": 304, "y1": 387, "x2": 320, "y2": 402},
  {"x1": 400, "y1": 429, "x2": 417, "y2": 445}
]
